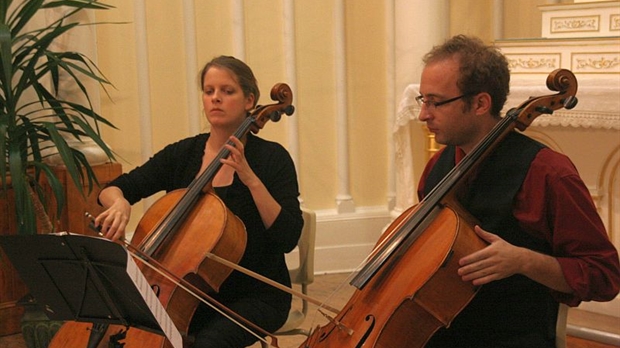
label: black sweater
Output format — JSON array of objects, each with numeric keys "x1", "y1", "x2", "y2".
[{"x1": 106, "y1": 133, "x2": 303, "y2": 309}]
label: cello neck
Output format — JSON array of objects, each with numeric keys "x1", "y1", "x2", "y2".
[
  {"x1": 190, "y1": 116, "x2": 255, "y2": 194},
  {"x1": 138, "y1": 116, "x2": 257, "y2": 256},
  {"x1": 350, "y1": 111, "x2": 518, "y2": 289}
]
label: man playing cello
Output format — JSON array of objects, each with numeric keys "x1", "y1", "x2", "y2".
[{"x1": 416, "y1": 35, "x2": 620, "y2": 347}]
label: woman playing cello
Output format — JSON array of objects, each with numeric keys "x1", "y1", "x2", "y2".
[{"x1": 95, "y1": 55, "x2": 303, "y2": 347}]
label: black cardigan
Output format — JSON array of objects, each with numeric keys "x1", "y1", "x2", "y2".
[{"x1": 106, "y1": 133, "x2": 303, "y2": 308}]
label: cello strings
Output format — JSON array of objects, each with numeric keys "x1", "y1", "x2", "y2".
[
  {"x1": 298, "y1": 208, "x2": 419, "y2": 333},
  {"x1": 85, "y1": 213, "x2": 276, "y2": 347},
  {"x1": 130, "y1": 251, "x2": 270, "y2": 346}
]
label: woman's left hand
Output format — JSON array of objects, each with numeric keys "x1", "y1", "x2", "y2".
[
  {"x1": 221, "y1": 135, "x2": 282, "y2": 229},
  {"x1": 221, "y1": 136, "x2": 260, "y2": 188}
]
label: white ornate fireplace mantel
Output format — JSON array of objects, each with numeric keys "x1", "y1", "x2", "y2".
[
  {"x1": 497, "y1": 37, "x2": 620, "y2": 130},
  {"x1": 496, "y1": 1, "x2": 619, "y2": 130}
]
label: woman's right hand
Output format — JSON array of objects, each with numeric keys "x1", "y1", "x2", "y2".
[{"x1": 95, "y1": 186, "x2": 131, "y2": 242}]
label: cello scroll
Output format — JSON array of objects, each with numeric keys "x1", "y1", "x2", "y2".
[
  {"x1": 511, "y1": 68, "x2": 578, "y2": 131},
  {"x1": 249, "y1": 83, "x2": 295, "y2": 132}
]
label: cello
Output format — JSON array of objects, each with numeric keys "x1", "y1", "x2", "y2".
[
  {"x1": 48, "y1": 83, "x2": 295, "y2": 348},
  {"x1": 300, "y1": 69, "x2": 578, "y2": 347}
]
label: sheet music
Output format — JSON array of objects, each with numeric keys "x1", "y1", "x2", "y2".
[{"x1": 125, "y1": 251, "x2": 183, "y2": 348}]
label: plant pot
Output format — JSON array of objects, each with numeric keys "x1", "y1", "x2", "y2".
[
  {"x1": 0, "y1": 162, "x2": 122, "y2": 338},
  {"x1": 17, "y1": 294, "x2": 63, "y2": 348},
  {"x1": 0, "y1": 179, "x2": 28, "y2": 337}
]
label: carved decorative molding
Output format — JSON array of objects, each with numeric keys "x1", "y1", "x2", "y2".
[
  {"x1": 572, "y1": 52, "x2": 620, "y2": 73},
  {"x1": 508, "y1": 56, "x2": 558, "y2": 70},
  {"x1": 551, "y1": 15, "x2": 599, "y2": 33},
  {"x1": 539, "y1": 1, "x2": 620, "y2": 38},
  {"x1": 505, "y1": 53, "x2": 561, "y2": 73},
  {"x1": 611, "y1": 14, "x2": 620, "y2": 31},
  {"x1": 496, "y1": 37, "x2": 620, "y2": 74}
]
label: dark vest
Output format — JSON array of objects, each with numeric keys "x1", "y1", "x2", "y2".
[{"x1": 424, "y1": 132, "x2": 559, "y2": 348}]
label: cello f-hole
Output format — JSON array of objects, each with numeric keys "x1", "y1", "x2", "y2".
[{"x1": 355, "y1": 315, "x2": 376, "y2": 348}]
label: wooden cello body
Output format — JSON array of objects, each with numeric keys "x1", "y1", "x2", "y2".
[
  {"x1": 301, "y1": 69, "x2": 578, "y2": 348},
  {"x1": 49, "y1": 191, "x2": 245, "y2": 348},
  {"x1": 48, "y1": 83, "x2": 295, "y2": 348},
  {"x1": 305, "y1": 203, "x2": 485, "y2": 348}
]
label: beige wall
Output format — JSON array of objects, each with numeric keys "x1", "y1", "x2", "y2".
[
  {"x1": 94, "y1": 1, "x2": 552, "y2": 223},
  {"x1": 96, "y1": 1, "x2": 393, "y2": 220},
  {"x1": 87, "y1": 0, "x2": 620, "y2": 321},
  {"x1": 450, "y1": 0, "x2": 495, "y2": 41}
]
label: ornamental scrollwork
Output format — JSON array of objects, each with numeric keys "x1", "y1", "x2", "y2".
[
  {"x1": 508, "y1": 58, "x2": 557, "y2": 70},
  {"x1": 576, "y1": 57, "x2": 620, "y2": 70},
  {"x1": 611, "y1": 15, "x2": 620, "y2": 31},
  {"x1": 552, "y1": 17, "x2": 598, "y2": 31}
]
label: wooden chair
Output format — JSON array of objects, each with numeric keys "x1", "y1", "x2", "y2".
[{"x1": 556, "y1": 303, "x2": 569, "y2": 348}]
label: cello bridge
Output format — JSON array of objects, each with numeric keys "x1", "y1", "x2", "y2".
[{"x1": 318, "y1": 309, "x2": 354, "y2": 336}]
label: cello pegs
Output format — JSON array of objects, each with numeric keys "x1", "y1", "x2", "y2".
[
  {"x1": 269, "y1": 111, "x2": 282, "y2": 122},
  {"x1": 563, "y1": 96, "x2": 578, "y2": 110},
  {"x1": 535, "y1": 105, "x2": 554, "y2": 115}
]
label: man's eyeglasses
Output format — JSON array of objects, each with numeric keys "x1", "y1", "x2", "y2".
[{"x1": 415, "y1": 94, "x2": 471, "y2": 109}]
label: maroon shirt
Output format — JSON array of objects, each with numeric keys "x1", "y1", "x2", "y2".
[{"x1": 418, "y1": 146, "x2": 620, "y2": 306}]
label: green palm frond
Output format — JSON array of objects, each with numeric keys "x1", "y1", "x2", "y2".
[{"x1": 1, "y1": 0, "x2": 117, "y2": 234}]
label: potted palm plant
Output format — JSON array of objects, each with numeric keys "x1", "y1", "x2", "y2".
[
  {"x1": 0, "y1": 0, "x2": 117, "y2": 235},
  {"x1": 1, "y1": 1, "x2": 119, "y2": 344}
]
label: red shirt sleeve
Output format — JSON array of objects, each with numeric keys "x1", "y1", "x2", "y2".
[{"x1": 514, "y1": 148, "x2": 620, "y2": 305}]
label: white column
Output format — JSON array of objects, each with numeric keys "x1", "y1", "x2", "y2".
[
  {"x1": 385, "y1": 0, "x2": 396, "y2": 211},
  {"x1": 394, "y1": 0, "x2": 448, "y2": 95},
  {"x1": 493, "y1": 0, "x2": 504, "y2": 41},
  {"x1": 283, "y1": 0, "x2": 304, "y2": 206},
  {"x1": 232, "y1": 0, "x2": 246, "y2": 60},
  {"x1": 134, "y1": 0, "x2": 155, "y2": 210},
  {"x1": 183, "y1": 0, "x2": 200, "y2": 135},
  {"x1": 283, "y1": 0, "x2": 299, "y2": 165},
  {"x1": 392, "y1": 0, "x2": 449, "y2": 213},
  {"x1": 334, "y1": 0, "x2": 355, "y2": 213},
  {"x1": 134, "y1": 0, "x2": 154, "y2": 164}
]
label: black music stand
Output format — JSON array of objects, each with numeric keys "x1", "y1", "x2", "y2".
[{"x1": 0, "y1": 233, "x2": 182, "y2": 348}]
